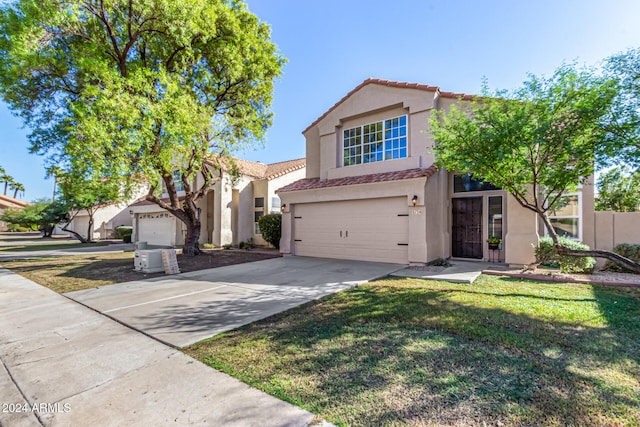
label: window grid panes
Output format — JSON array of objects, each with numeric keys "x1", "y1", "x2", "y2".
[
  {"x1": 488, "y1": 196, "x2": 503, "y2": 243},
  {"x1": 547, "y1": 193, "x2": 581, "y2": 239},
  {"x1": 362, "y1": 122, "x2": 383, "y2": 163},
  {"x1": 343, "y1": 127, "x2": 362, "y2": 166},
  {"x1": 343, "y1": 115, "x2": 407, "y2": 166},
  {"x1": 384, "y1": 116, "x2": 407, "y2": 160}
]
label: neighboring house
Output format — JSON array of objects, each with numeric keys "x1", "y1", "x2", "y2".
[
  {"x1": 129, "y1": 157, "x2": 306, "y2": 247},
  {"x1": 0, "y1": 194, "x2": 28, "y2": 231},
  {"x1": 64, "y1": 186, "x2": 148, "y2": 240},
  {"x1": 277, "y1": 78, "x2": 595, "y2": 266}
]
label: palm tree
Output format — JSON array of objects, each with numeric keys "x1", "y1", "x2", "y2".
[
  {"x1": 11, "y1": 182, "x2": 25, "y2": 199},
  {"x1": 1, "y1": 174, "x2": 14, "y2": 196}
]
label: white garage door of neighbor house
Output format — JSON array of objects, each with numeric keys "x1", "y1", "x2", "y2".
[
  {"x1": 138, "y1": 213, "x2": 175, "y2": 246},
  {"x1": 293, "y1": 197, "x2": 409, "y2": 264}
]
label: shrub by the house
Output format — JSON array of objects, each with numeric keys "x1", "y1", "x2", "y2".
[
  {"x1": 602, "y1": 243, "x2": 640, "y2": 273},
  {"x1": 534, "y1": 236, "x2": 596, "y2": 274},
  {"x1": 258, "y1": 214, "x2": 281, "y2": 249},
  {"x1": 115, "y1": 226, "x2": 133, "y2": 243}
]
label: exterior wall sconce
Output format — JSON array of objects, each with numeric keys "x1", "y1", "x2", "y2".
[
  {"x1": 129, "y1": 210, "x2": 133, "y2": 215},
  {"x1": 412, "y1": 195, "x2": 418, "y2": 206},
  {"x1": 280, "y1": 204, "x2": 287, "y2": 213}
]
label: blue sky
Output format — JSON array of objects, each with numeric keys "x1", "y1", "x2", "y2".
[{"x1": 2, "y1": 0, "x2": 640, "y2": 201}]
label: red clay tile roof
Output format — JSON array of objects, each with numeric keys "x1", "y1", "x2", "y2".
[
  {"x1": 277, "y1": 165, "x2": 438, "y2": 193},
  {"x1": 205, "y1": 156, "x2": 305, "y2": 180},
  {"x1": 303, "y1": 78, "x2": 474, "y2": 134},
  {"x1": 265, "y1": 158, "x2": 307, "y2": 180}
]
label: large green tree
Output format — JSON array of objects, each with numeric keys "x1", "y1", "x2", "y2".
[
  {"x1": 0, "y1": 0, "x2": 284, "y2": 255},
  {"x1": 430, "y1": 65, "x2": 640, "y2": 273},
  {"x1": 595, "y1": 166, "x2": 640, "y2": 212},
  {"x1": 1, "y1": 198, "x2": 68, "y2": 236},
  {"x1": 602, "y1": 48, "x2": 640, "y2": 169},
  {"x1": 56, "y1": 169, "x2": 123, "y2": 243}
]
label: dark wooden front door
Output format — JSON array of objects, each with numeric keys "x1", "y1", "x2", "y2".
[{"x1": 452, "y1": 197, "x2": 483, "y2": 259}]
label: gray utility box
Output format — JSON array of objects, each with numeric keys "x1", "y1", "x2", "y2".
[
  {"x1": 134, "y1": 249, "x2": 165, "y2": 273},
  {"x1": 134, "y1": 241, "x2": 148, "y2": 251}
]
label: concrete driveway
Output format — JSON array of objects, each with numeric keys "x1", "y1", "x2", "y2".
[{"x1": 65, "y1": 257, "x2": 402, "y2": 347}]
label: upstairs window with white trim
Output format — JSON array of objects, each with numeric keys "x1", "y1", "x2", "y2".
[
  {"x1": 343, "y1": 115, "x2": 407, "y2": 166},
  {"x1": 547, "y1": 193, "x2": 582, "y2": 240}
]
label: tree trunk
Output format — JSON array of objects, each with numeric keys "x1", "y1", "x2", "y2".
[
  {"x1": 183, "y1": 220, "x2": 201, "y2": 256},
  {"x1": 61, "y1": 224, "x2": 89, "y2": 243},
  {"x1": 538, "y1": 210, "x2": 640, "y2": 273},
  {"x1": 42, "y1": 224, "x2": 53, "y2": 238},
  {"x1": 86, "y1": 216, "x2": 94, "y2": 243},
  {"x1": 556, "y1": 246, "x2": 640, "y2": 274}
]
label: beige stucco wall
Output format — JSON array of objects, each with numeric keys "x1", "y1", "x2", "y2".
[
  {"x1": 303, "y1": 84, "x2": 437, "y2": 181},
  {"x1": 504, "y1": 194, "x2": 539, "y2": 266},
  {"x1": 592, "y1": 211, "x2": 640, "y2": 252}
]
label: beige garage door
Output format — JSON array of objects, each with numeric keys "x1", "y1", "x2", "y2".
[
  {"x1": 293, "y1": 197, "x2": 409, "y2": 264},
  {"x1": 138, "y1": 213, "x2": 175, "y2": 246}
]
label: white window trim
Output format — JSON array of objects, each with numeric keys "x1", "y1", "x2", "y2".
[
  {"x1": 545, "y1": 191, "x2": 583, "y2": 241},
  {"x1": 342, "y1": 115, "x2": 408, "y2": 167}
]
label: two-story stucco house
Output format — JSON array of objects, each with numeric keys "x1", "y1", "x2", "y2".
[{"x1": 277, "y1": 78, "x2": 595, "y2": 266}]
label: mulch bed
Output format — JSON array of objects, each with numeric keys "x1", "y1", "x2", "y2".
[
  {"x1": 484, "y1": 267, "x2": 640, "y2": 287},
  {"x1": 121, "y1": 248, "x2": 281, "y2": 282}
]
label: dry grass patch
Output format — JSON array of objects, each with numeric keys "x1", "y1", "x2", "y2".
[
  {"x1": 0, "y1": 241, "x2": 108, "y2": 252},
  {"x1": 185, "y1": 275, "x2": 640, "y2": 427},
  {"x1": 0, "y1": 250, "x2": 280, "y2": 294},
  {"x1": 0, "y1": 253, "x2": 137, "y2": 293}
]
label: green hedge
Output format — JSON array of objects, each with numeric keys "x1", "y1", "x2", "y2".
[
  {"x1": 602, "y1": 243, "x2": 640, "y2": 273},
  {"x1": 258, "y1": 214, "x2": 281, "y2": 249},
  {"x1": 115, "y1": 226, "x2": 133, "y2": 243},
  {"x1": 534, "y1": 236, "x2": 596, "y2": 274}
]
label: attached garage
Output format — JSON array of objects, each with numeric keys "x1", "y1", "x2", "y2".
[
  {"x1": 137, "y1": 212, "x2": 177, "y2": 246},
  {"x1": 293, "y1": 197, "x2": 409, "y2": 264}
]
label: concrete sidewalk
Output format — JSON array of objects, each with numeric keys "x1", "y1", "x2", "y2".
[
  {"x1": 392, "y1": 260, "x2": 509, "y2": 284},
  {"x1": 0, "y1": 267, "x2": 330, "y2": 426}
]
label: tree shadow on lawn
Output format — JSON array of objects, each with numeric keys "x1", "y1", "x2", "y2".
[{"x1": 189, "y1": 277, "x2": 640, "y2": 426}]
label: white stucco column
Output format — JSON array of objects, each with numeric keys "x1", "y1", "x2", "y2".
[
  {"x1": 408, "y1": 205, "x2": 427, "y2": 265},
  {"x1": 279, "y1": 210, "x2": 292, "y2": 255},
  {"x1": 504, "y1": 194, "x2": 538, "y2": 266}
]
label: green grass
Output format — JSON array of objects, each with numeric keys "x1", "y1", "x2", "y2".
[
  {"x1": 185, "y1": 275, "x2": 640, "y2": 426},
  {"x1": 0, "y1": 241, "x2": 108, "y2": 252}
]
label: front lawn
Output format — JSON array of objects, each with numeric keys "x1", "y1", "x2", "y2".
[
  {"x1": 185, "y1": 275, "x2": 640, "y2": 426},
  {"x1": 0, "y1": 241, "x2": 108, "y2": 252},
  {"x1": 0, "y1": 250, "x2": 280, "y2": 293}
]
